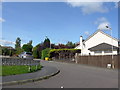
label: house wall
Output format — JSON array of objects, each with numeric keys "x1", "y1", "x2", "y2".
[
  {"x1": 85, "y1": 31, "x2": 118, "y2": 49},
  {"x1": 76, "y1": 31, "x2": 118, "y2": 55}
]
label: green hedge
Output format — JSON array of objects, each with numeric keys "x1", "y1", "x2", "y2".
[
  {"x1": 41, "y1": 48, "x2": 81, "y2": 60},
  {"x1": 41, "y1": 48, "x2": 51, "y2": 60},
  {"x1": 49, "y1": 49, "x2": 81, "y2": 58}
]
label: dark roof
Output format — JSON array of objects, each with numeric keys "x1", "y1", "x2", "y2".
[{"x1": 88, "y1": 43, "x2": 118, "y2": 51}]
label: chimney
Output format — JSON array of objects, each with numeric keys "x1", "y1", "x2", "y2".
[{"x1": 80, "y1": 36, "x2": 83, "y2": 49}]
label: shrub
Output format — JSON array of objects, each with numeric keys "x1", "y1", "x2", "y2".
[
  {"x1": 41, "y1": 48, "x2": 51, "y2": 60},
  {"x1": 33, "y1": 46, "x2": 39, "y2": 58},
  {"x1": 16, "y1": 48, "x2": 24, "y2": 55}
]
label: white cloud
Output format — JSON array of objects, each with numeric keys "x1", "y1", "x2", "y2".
[
  {"x1": 0, "y1": 40, "x2": 15, "y2": 45},
  {"x1": 66, "y1": 1, "x2": 109, "y2": 14},
  {"x1": 0, "y1": 17, "x2": 5, "y2": 22},
  {"x1": 94, "y1": 17, "x2": 111, "y2": 30}
]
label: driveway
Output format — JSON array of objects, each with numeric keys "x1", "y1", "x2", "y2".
[{"x1": 3, "y1": 60, "x2": 118, "y2": 88}]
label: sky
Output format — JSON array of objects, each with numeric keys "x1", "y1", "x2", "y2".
[{"x1": 0, "y1": 1, "x2": 119, "y2": 47}]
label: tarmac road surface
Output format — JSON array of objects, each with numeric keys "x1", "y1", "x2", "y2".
[{"x1": 3, "y1": 60, "x2": 118, "y2": 88}]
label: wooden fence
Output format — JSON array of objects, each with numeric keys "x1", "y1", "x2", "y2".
[{"x1": 75, "y1": 55, "x2": 120, "y2": 69}]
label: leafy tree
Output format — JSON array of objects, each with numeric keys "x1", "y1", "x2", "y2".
[
  {"x1": 22, "y1": 44, "x2": 33, "y2": 52},
  {"x1": 33, "y1": 43, "x2": 43, "y2": 58},
  {"x1": 27, "y1": 40, "x2": 32, "y2": 45},
  {"x1": 2, "y1": 48, "x2": 9, "y2": 56},
  {"x1": 16, "y1": 47, "x2": 24, "y2": 55},
  {"x1": 58, "y1": 44, "x2": 67, "y2": 49},
  {"x1": 0, "y1": 45, "x2": 2, "y2": 55},
  {"x1": 15, "y1": 37, "x2": 24, "y2": 55},
  {"x1": 33, "y1": 46, "x2": 39, "y2": 58},
  {"x1": 15, "y1": 37, "x2": 21, "y2": 49},
  {"x1": 51, "y1": 44, "x2": 58, "y2": 49},
  {"x1": 66, "y1": 41, "x2": 76, "y2": 48}
]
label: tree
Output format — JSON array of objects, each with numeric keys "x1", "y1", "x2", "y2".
[
  {"x1": 22, "y1": 44, "x2": 33, "y2": 52},
  {"x1": 16, "y1": 48, "x2": 24, "y2": 55},
  {"x1": 15, "y1": 37, "x2": 21, "y2": 49},
  {"x1": 15, "y1": 37, "x2": 24, "y2": 55},
  {"x1": 33, "y1": 43, "x2": 43, "y2": 58},
  {"x1": 27, "y1": 40, "x2": 32, "y2": 45},
  {"x1": 43, "y1": 36, "x2": 50, "y2": 49},
  {"x1": 0, "y1": 45, "x2": 2, "y2": 55},
  {"x1": 33, "y1": 37, "x2": 51, "y2": 59},
  {"x1": 33, "y1": 46, "x2": 39, "y2": 58},
  {"x1": 2, "y1": 48, "x2": 9, "y2": 56},
  {"x1": 22, "y1": 40, "x2": 33, "y2": 52},
  {"x1": 66, "y1": 41, "x2": 76, "y2": 48}
]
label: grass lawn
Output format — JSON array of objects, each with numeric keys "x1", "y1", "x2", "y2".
[{"x1": 0, "y1": 65, "x2": 42, "y2": 76}]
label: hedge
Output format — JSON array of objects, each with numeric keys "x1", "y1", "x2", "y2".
[
  {"x1": 41, "y1": 48, "x2": 51, "y2": 60},
  {"x1": 49, "y1": 49, "x2": 81, "y2": 58}
]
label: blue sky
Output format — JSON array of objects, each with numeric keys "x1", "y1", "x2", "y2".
[{"x1": 1, "y1": 2, "x2": 118, "y2": 47}]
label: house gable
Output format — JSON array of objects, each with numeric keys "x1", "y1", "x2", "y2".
[
  {"x1": 83, "y1": 30, "x2": 118, "y2": 50},
  {"x1": 84, "y1": 30, "x2": 118, "y2": 43}
]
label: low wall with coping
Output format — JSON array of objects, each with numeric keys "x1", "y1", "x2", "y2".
[{"x1": 1, "y1": 57, "x2": 40, "y2": 66}]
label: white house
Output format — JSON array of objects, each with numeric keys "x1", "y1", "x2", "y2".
[{"x1": 75, "y1": 30, "x2": 119, "y2": 55}]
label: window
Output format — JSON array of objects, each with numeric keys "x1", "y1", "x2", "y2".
[
  {"x1": 94, "y1": 51, "x2": 102, "y2": 53},
  {"x1": 104, "y1": 50, "x2": 112, "y2": 53}
]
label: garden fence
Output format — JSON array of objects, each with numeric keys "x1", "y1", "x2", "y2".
[{"x1": 75, "y1": 54, "x2": 119, "y2": 69}]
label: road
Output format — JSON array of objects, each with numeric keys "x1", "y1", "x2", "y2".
[{"x1": 3, "y1": 60, "x2": 118, "y2": 88}]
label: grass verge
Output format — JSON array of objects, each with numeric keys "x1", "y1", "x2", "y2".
[{"x1": 0, "y1": 65, "x2": 42, "y2": 76}]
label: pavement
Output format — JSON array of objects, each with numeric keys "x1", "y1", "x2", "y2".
[{"x1": 1, "y1": 63, "x2": 60, "y2": 86}]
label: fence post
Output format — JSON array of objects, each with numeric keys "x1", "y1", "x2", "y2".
[
  {"x1": 75, "y1": 53, "x2": 78, "y2": 64},
  {"x1": 28, "y1": 66, "x2": 31, "y2": 72},
  {"x1": 112, "y1": 60, "x2": 115, "y2": 69}
]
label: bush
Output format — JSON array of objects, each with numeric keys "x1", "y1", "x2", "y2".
[
  {"x1": 2, "y1": 48, "x2": 9, "y2": 56},
  {"x1": 16, "y1": 48, "x2": 24, "y2": 55},
  {"x1": 49, "y1": 49, "x2": 81, "y2": 59},
  {"x1": 41, "y1": 48, "x2": 51, "y2": 60},
  {"x1": 33, "y1": 46, "x2": 39, "y2": 58}
]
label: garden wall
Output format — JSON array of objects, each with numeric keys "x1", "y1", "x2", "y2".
[{"x1": 2, "y1": 57, "x2": 40, "y2": 66}]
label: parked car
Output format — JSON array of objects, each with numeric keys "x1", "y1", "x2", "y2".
[{"x1": 18, "y1": 52, "x2": 33, "y2": 59}]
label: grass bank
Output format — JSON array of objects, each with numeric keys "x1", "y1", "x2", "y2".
[{"x1": 0, "y1": 65, "x2": 42, "y2": 76}]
